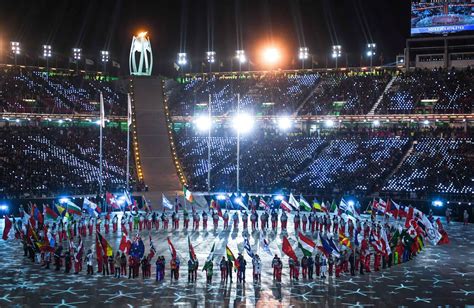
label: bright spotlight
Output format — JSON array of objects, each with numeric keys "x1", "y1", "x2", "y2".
[
  {"x1": 234, "y1": 197, "x2": 242, "y2": 204},
  {"x1": 348, "y1": 200, "x2": 355, "y2": 207},
  {"x1": 299, "y1": 47, "x2": 309, "y2": 60},
  {"x1": 324, "y1": 119, "x2": 334, "y2": 127},
  {"x1": 332, "y1": 45, "x2": 342, "y2": 58},
  {"x1": 432, "y1": 200, "x2": 443, "y2": 207},
  {"x1": 0, "y1": 204, "x2": 8, "y2": 211},
  {"x1": 43, "y1": 45, "x2": 52, "y2": 58},
  {"x1": 59, "y1": 198, "x2": 69, "y2": 204},
  {"x1": 194, "y1": 116, "x2": 211, "y2": 132},
  {"x1": 373, "y1": 119, "x2": 380, "y2": 126},
  {"x1": 236, "y1": 50, "x2": 246, "y2": 64},
  {"x1": 177, "y1": 53, "x2": 187, "y2": 65},
  {"x1": 274, "y1": 195, "x2": 284, "y2": 201},
  {"x1": 101, "y1": 50, "x2": 109, "y2": 63},
  {"x1": 423, "y1": 120, "x2": 430, "y2": 125},
  {"x1": 11, "y1": 41, "x2": 20, "y2": 55},
  {"x1": 72, "y1": 48, "x2": 81, "y2": 60},
  {"x1": 216, "y1": 194, "x2": 226, "y2": 201},
  {"x1": 262, "y1": 47, "x2": 280, "y2": 64},
  {"x1": 366, "y1": 51, "x2": 373, "y2": 57},
  {"x1": 278, "y1": 116, "x2": 292, "y2": 131},
  {"x1": 232, "y1": 113, "x2": 254, "y2": 134},
  {"x1": 206, "y1": 51, "x2": 216, "y2": 63}
]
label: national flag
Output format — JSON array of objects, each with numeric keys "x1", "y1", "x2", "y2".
[
  {"x1": 167, "y1": 237, "x2": 177, "y2": 259},
  {"x1": 83, "y1": 198, "x2": 99, "y2": 217},
  {"x1": 259, "y1": 198, "x2": 270, "y2": 211},
  {"x1": 162, "y1": 194, "x2": 174, "y2": 210},
  {"x1": 280, "y1": 199, "x2": 292, "y2": 213},
  {"x1": 289, "y1": 193, "x2": 299, "y2": 211},
  {"x1": 130, "y1": 237, "x2": 145, "y2": 259},
  {"x1": 327, "y1": 236, "x2": 341, "y2": 255},
  {"x1": 235, "y1": 197, "x2": 249, "y2": 211},
  {"x1": 206, "y1": 243, "x2": 216, "y2": 261},
  {"x1": 34, "y1": 205, "x2": 44, "y2": 225},
  {"x1": 320, "y1": 234, "x2": 340, "y2": 258},
  {"x1": 329, "y1": 200, "x2": 338, "y2": 214},
  {"x1": 312, "y1": 199, "x2": 323, "y2": 211},
  {"x1": 95, "y1": 235, "x2": 103, "y2": 263},
  {"x1": 226, "y1": 245, "x2": 237, "y2": 266},
  {"x1": 183, "y1": 186, "x2": 193, "y2": 203},
  {"x1": 75, "y1": 237, "x2": 84, "y2": 262},
  {"x1": 369, "y1": 231, "x2": 384, "y2": 254},
  {"x1": 380, "y1": 227, "x2": 392, "y2": 255},
  {"x1": 282, "y1": 236, "x2": 297, "y2": 261},
  {"x1": 390, "y1": 199, "x2": 400, "y2": 219},
  {"x1": 148, "y1": 235, "x2": 157, "y2": 260},
  {"x1": 260, "y1": 237, "x2": 272, "y2": 256},
  {"x1": 96, "y1": 231, "x2": 113, "y2": 257},
  {"x1": 64, "y1": 200, "x2": 82, "y2": 216},
  {"x1": 244, "y1": 237, "x2": 254, "y2": 258},
  {"x1": 99, "y1": 92, "x2": 106, "y2": 128},
  {"x1": 119, "y1": 233, "x2": 132, "y2": 254},
  {"x1": 188, "y1": 236, "x2": 197, "y2": 262},
  {"x1": 2, "y1": 216, "x2": 12, "y2": 240},
  {"x1": 297, "y1": 232, "x2": 315, "y2": 257},
  {"x1": 405, "y1": 206, "x2": 414, "y2": 228},
  {"x1": 320, "y1": 201, "x2": 328, "y2": 213},
  {"x1": 112, "y1": 60, "x2": 121, "y2": 68},
  {"x1": 106, "y1": 192, "x2": 119, "y2": 210},
  {"x1": 44, "y1": 205, "x2": 58, "y2": 220},
  {"x1": 339, "y1": 198, "x2": 348, "y2": 213},
  {"x1": 143, "y1": 198, "x2": 152, "y2": 213},
  {"x1": 124, "y1": 190, "x2": 133, "y2": 207},
  {"x1": 338, "y1": 231, "x2": 352, "y2": 249},
  {"x1": 299, "y1": 195, "x2": 312, "y2": 211}
]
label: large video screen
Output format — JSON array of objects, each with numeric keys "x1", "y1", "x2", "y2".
[{"x1": 411, "y1": 1, "x2": 474, "y2": 36}]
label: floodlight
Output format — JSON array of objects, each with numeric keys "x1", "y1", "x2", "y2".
[
  {"x1": 59, "y1": 198, "x2": 69, "y2": 204},
  {"x1": 234, "y1": 197, "x2": 242, "y2": 204},
  {"x1": 278, "y1": 116, "x2": 293, "y2": 131},
  {"x1": 367, "y1": 51, "x2": 373, "y2": 57},
  {"x1": 262, "y1": 47, "x2": 280, "y2": 64},
  {"x1": 43, "y1": 45, "x2": 52, "y2": 58},
  {"x1": 73, "y1": 48, "x2": 82, "y2": 60},
  {"x1": 177, "y1": 52, "x2": 187, "y2": 65},
  {"x1": 58, "y1": 119, "x2": 64, "y2": 124},
  {"x1": 332, "y1": 45, "x2": 342, "y2": 58},
  {"x1": 274, "y1": 195, "x2": 284, "y2": 201},
  {"x1": 0, "y1": 205, "x2": 8, "y2": 211},
  {"x1": 216, "y1": 194, "x2": 226, "y2": 200},
  {"x1": 432, "y1": 200, "x2": 443, "y2": 207},
  {"x1": 423, "y1": 120, "x2": 430, "y2": 125},
  {"x1": 101, "y1": 50, "x2": 109, "y2": 63},
  {"x1": 11, "y1": 41, "x2": 20, "y2": 55},
  {"x1": 373, "y1": 119, "x2": 380, "y2": 126},
  {"x1": 232, "y1": 113, "x2": 254, "y2": 134},
  {"x1": 348, "y1": 200, "x2": 355, "y2": 207},
  {"x1": 299, "y1": 47, "x2": 309, "y2": 60},
  {"x1": 236, "y1": 50, "x2": 246, "y2": 63},
  {"x1": 324, "y1": 119, "x2": 334, "y2": 127},
  {"x1": 194, "y1": 115, "x2": 211, "y2": 132},
  {"x1": 206, "y1": 51, "x2": 216, "y2": 63}
]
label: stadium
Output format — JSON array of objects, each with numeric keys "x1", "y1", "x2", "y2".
[{"x1": 0, "y1": 0, "x2": 473, "y2": 307}]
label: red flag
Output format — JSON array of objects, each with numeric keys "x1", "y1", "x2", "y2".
[
  {"x1": 405, "y1": 207, "x2": 414, "y2": 228},
  {"x1": 121, "y1": 224, "x2": 128, "y2": 235},
  {"x1": 2, "y1": 217, "x2": 12, "y2": 240},
  {"x1": 280, "y1": 200, "x2": 292, "y2": 213},
  {"x1": 97, "y1": 231, "x2": 113, "y2": 257},
  {"x1": 259, "y1": 198, "x2": 270, "y2": 211},
  {"x1": 95, "y1": 235, "x2": 103, "y2": 262},
  {"x1": 119, "y1": 234, "x2": 132, "y2": 254},
  {"x1": 282, "y1": 236, "x2": 297, "y2": 261},
  {"x1": 106, "y1": 192, "x2": 119, "y2": 209},
  {"x1": 167, "y1": 237, "x2": 177, "y2": 259},
  {"x1": 188, "y1": 236, "x2": 197, "y2": 262}
]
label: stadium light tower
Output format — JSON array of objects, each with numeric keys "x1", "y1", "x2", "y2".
[
  {"x1": 43, "y1": 45, "x2": 52, "y2": 70},
  {"x1": 299, "y1": 47, "x2": 309, "y2": 69},
  {"x1": 332, "y1": 45, "x2": 342, "y2": 69},
  {"x1": 10, "y1": 41, "x2": 20, "y2": 65},
  {"x1": 101, "y1": 50, "x2": 109, "y2": 63},
  {"x1": 73, "y1": 48, "x2": 81, "y2": 61},
  {"x1": 206, "y1": 51, "x2": 216, "y2": 73},
  {"x1": 366, "y1": 43, "x2": 376, "y2": 67}
]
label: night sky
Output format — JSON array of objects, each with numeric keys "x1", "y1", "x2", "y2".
[{"x1": 0, "y1": 0, "x2": 410, "y2": 75}]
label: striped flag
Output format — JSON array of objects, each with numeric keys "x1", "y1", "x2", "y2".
[
  {"x1": 167, "y1": 237, "x2": 177, "y2": 259},
  {"x1": 280, "y1": 199, "x2": 292, "y2": 213},
  {"x1": 188, "y1": 236, "x2": 197, "y2": 262},
  {"x1": 299, "y1": 194, "x2": 312, "y2": 211},
  {"x1": 183, "y1": 186, "x2": 193, "y2": 202},
  {"x1": 289, "y1": 193, "x2": 300, "y2": 211},
  {"x1": 162, "y1": 194, "x2": 174, "y2": 210},
  {"x1": 260, "y1": 237, "x2": 272, "y2": 256},
  {"x1": 244, "y1": 237, "x2": 254, "y2": 258},
  {"x1": 259, "y1": 198, "x2": 270, "y2": 210},
  {"x1": 298, "y1": 232, "x2": 315, "y2": 257}
]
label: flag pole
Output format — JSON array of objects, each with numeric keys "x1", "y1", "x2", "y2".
[
  {"x1": 99, "y1": 92, "x2": 104, "y2": 200},
  {"x1": 207, "y1": 93, "x2": 211, "y2": 194},
  {"x1": 236, "y1": 93, "x2": 240, "y2": 192},
  {"x1": 126, "y1": 93, "x2": 132, "y2": 192}
]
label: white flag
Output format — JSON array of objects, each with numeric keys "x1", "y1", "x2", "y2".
[
  {"x1": 127, "y1": 93, "x2": 132, "y2": 127},
  {"x1": 99, "y1": 92, "x2": 105, "y2": 128},
  {"x1": 289, "y1": 193, "x2": 299, "y2": 210},
  {"x1": 162, "y1": 194, "x2": 174, "y2": 210}
]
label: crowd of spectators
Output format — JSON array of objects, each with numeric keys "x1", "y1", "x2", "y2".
[
  {"x1": 0, "y1": 67, "x2": 127, "y2": 115},
  {"x1": 174, "y1": 126, "x2": 473, "y2": 198},
  {"x1": 0, "y1": 123, "x2": 140, "y2": 198},
  {"x1": 377, "y1": 68, "x2": 474, "y2": 114}
]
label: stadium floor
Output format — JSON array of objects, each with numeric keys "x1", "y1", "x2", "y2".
[{"x1": 0, "y1": 216, "x2": 472, "y2": 307}]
